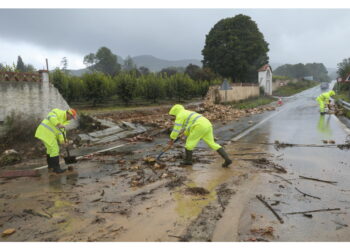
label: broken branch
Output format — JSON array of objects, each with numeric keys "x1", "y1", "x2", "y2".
[
  {"x1": 271, "y1": 174, "x2": 292, "y2": 184},
  {"x1": 295, "y1": 187, "x2": 321, "y2": 200},
  {"x1": 284, "y1": 208, "x2": 340, "y2": 215},
  {"x1": 256, "y1": 195, "x2": 284, "y2": 224},
  {"x1": 299, "y1": 175, "x2": 337, "y2": 184}
]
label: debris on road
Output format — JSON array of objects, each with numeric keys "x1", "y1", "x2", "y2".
[
  {"x1": 2, "y1": 228, "x2": 16, "y2": 237},
  {"x1": 0, "y1": 149, "x2": 21, "y2": 166},
  {"x1": 0, "y1": 169, "x2": 40, "y2": 178},
  {"x1": 243, "y1": 158, "x2": 287, "y2": 173},
  {"x1": 250, "y1": 226, "x2": 274, "y2": 237},
  {"x1": 295, "y1": 187, "x2": 321, "y2": 200},
  {"x1": 23, "y1": 208, "x2": 52, "y2": 219},
  {"x1": 284, "y1": 208, "x2": 341, "y2": 215},
  {"x1": 184, "y1": 187, "x2": 210, "y2": 196},
  {"x1": 271, "y1": 174, "x2": 292, "y2": 184},
  {"x1": 299, "y1": 175, "x2": 337, "y2": 184},
  {"x1": 256, "y1": 195, "x2": 284, "y2": 224}
]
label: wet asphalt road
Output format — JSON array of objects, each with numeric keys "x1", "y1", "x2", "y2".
[{"x1": 236, "y1": 84, "x2": 350, "y2": 241}]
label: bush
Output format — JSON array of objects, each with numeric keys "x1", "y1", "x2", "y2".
[
  {"x1": 0, "y1": 112, "x2": 41, "y2": 146},
  {"x1": 272, "y1": 80, "x2": 318, "y2": 96}
]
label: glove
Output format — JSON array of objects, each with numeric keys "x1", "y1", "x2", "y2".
[{"x1": 57, "y1": 124, "x2": 65, "y2": 129}]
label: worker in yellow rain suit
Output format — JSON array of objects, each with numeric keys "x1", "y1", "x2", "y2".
[
  {"x1": 168, "y1": 104, "x2": 232, "y2": 168},
  {"x1": 35, "y1": 108, "x2": 77, "y2": 173},
  {"x1": 316, "y1": 90, "x2": 335, "y2": 115}
]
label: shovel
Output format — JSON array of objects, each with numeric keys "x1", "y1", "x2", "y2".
[
  {"x1": 60, "y1": 128, "x2": 77, "y2": 164},
  {"x1": 156, "y1": 137, "x2": 180, "y2": 161}
]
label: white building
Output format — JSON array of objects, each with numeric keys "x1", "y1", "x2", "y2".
[{"x1": 258, "y1": 64, "x2": 273, "y2": 95}]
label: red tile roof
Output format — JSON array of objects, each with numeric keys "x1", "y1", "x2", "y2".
[
  {"x1": 258, "y1": 64, "x2": 272, "y2": 72},
  {"x1": 345, "y1": 73, "x2": 350, "y2": 82}
]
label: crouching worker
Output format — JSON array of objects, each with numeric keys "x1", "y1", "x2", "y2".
[
  {"x1": 316, "y1": 90, "x2": 335, "y2": 115},
  {"x1": 35, "y1": 108, "x2": 77, "y2": 173},
  {"x1": 168, "y1": 104, "x2": 232, "y2": 168}
]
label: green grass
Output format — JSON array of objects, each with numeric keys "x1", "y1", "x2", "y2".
[
  {"x1": 333, "y1": 88, "x2": 350, "y2": 119},
  {"x1": 230, "y1": 96, "x2": 277, "y2": 109},
  {"x1": 272, "y1": 80, "x2": 319, "y2": 97}
]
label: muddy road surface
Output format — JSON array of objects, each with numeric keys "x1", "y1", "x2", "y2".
[{"x1": 1, "y1": 88, "x2": 350, "y2": 242}]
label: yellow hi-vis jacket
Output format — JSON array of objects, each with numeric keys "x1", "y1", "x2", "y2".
[
  {"x1": 316, "y1": 90, "x2": 335, "y2": 104},
  {"x1": 169, "y1": 104, "x2": 211, "y2": 140},
  {"x1": 35, "y1": 108, "x2": 70, "y2": 144}
]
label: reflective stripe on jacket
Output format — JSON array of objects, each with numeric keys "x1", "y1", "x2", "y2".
[
  {"x1": 35, "y1": 108, "x2": 70, "y2": 144},
  {"x1": 317, "y1": 91, "x2": 332, "y2": 104},
  {"x1": 169, "y1": 104, "x2": 211, "y2": 140}
]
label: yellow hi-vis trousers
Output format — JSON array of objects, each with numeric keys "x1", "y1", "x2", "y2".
[
  {"x1": 316, "y1": 97, "x2": 325, "y2": 112},
  {"x1": 42, "y1": 136, "x2": 60, "y2": 157},
  {"x1": 185, "y1": 123, "x2": 221, "y2": 151}
]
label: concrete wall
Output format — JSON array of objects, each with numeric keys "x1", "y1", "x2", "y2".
[
  {"x1": 206, "y1": 84, "x2": 259, "y2": 104},
  {"x1": 0, "y1": 71, "x2": 77, "y2": 128},
  {"x1": 272, "y1": 79, "x2": 293, "y2": 92}
]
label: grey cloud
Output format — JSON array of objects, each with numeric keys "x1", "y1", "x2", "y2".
[{"x1": 0, "y1": 9, "x2": 349, "y2": 67}]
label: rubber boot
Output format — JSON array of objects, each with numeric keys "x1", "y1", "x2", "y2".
[
  {"x1": 217, "y1": 147, "x2": 232, "y2": 168},
  {"x1": 47, "y1": 154, "x2": 53, "y2": 170},
  {"x1": 181, "y1": 149, "x2": 193, "y2": 166},
  {"x1": 51, "y1": 156, "x2": 66, "y2": 174}
]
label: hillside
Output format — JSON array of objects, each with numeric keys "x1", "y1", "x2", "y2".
[
  {"x1": 67, "y1": 55, "x2": 202, "y2": 76},
  {"x1": 131, "y1": 55, "x2": 201, "y2": 72}
]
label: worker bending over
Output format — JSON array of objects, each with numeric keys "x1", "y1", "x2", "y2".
[
  {"x1": 316, "y1": 90, "x2": 335, "y2": 115},
  {"x1": 35, "y1": 108, "x2": 77, "y2": 173},
  {"x1": 168, "y1": 104, "x2": 232, "y2": 168}
]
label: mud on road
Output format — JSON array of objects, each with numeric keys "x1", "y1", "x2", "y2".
[{"x1": 0, "y1": 102, "x2": 286, "y2": 242}]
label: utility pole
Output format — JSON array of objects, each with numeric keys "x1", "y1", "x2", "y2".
[{"x1": 45, "y1": 58, "x2": 49, "y2": 71}]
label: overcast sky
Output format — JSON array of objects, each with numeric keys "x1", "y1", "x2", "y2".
[{"x1": 0, "y1": 8, "x2": 349, "y2": 70}]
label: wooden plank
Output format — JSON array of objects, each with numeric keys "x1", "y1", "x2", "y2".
[{"x1": 0, "y1": 169, "x2": 40, "y2": 178}]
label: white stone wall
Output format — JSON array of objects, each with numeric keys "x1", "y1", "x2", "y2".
[
  {"x1": 0, "y1": 72, "x2": 77, "y2": 129},
  {"x1": 258, "y1": 69, "x2": 273, "y2": 95},
  {"x1": 205, "y1": 84, "x2": 260, "y2": 104}
]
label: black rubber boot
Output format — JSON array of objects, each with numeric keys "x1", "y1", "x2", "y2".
[
  {"x1": 217, "y1": 148, "x2": 232, "y2": 168},
  {"x1": 51, "y1": 156, "x2": 66, "y2": 174},
  {"x1": 47, "y1": 155, "x2": 53, "y2": 170},
  {"x1": 181, "y1": 149, "x2": 193, "y2": 166}
]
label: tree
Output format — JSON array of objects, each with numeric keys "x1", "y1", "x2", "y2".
[
  {"x1": 16, "y1": 56, "x2": 26, "y2": 72},
  {"x1": 113, "y1": 73, "x2": 137, "y2": 105},
  {"x1": 159, "y1": 67, "x2": 179, "y2": 77},
  {"x1": 337, "y1": 58, "x2": 350, "y2": 79},
  {"x1": 274, "y1": 63, "x2": 330, "y2": 81},
  {"x1": 61, "y1": 57, "x2": 68, "y2": 72},
  {"x1": 25, "y1": 64, "x2": 36, "y2": 73},
  {"x1": 82, "y1": 72, "x2": 111, "y2": 106},
  {"x1": 305, "y1": 63, "x2": 329, "y2": 82},
  {"x1": 292, "y1": 63, "x2": 307, "y2": 79},
  {"x1": 51, "y1": 68, "x2": 69, "y2": 99},
  {"x1": 139, "y1": 66, "x2": 150, "y2": 75},
  {"x1": 139, "y1": 73, "x2": 165, "y2": 103},
  {"x1": 83, "y1": 53, "x2": 96, "y2": 68},
  {"x1": 123, "y1": 56, "x2": 136, "y2": 71},
  {"x1": 202, "y1": 14, "x2": 269, "y2": 82},
  {"x1": 166, "y1": 73, "x2": 194, "y2": 101},
  {"x1": 185, "y1": 64, "x2": 202, "y2": 81},
  {"x1": 83, "y1": 47, "x2": 121, "y2": 76}
]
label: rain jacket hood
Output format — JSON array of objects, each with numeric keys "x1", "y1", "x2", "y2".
[
  {"x1": 169, "y1": 104, "x2": 185, "y2": 116},
  {"x1": 328, "y1": 90, "x2": 335, "y2": 96}
]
